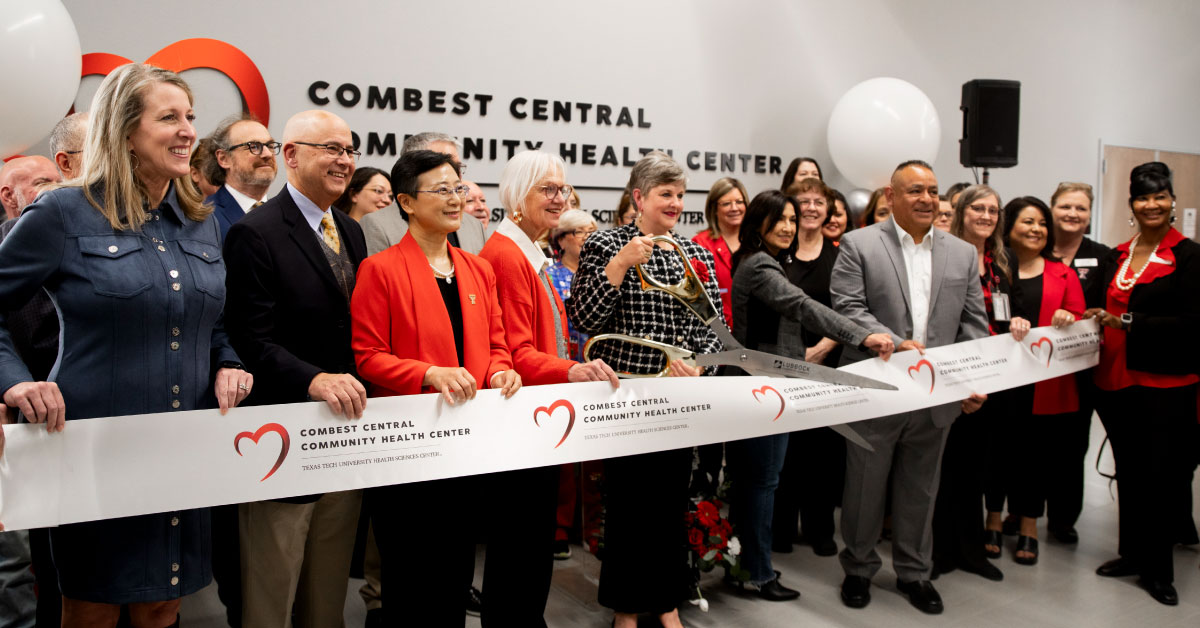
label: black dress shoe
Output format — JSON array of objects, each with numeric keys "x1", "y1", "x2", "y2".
[
  {"x1": 811, "y1": 538, "x2": 838, "y2": 557},
  {"x1": 896, "y1": 579, "x2": 944, "y2": 615},
  {"x1": 961, "y1": 560, "x2": 1004, "y2": 582},
  {"x1": 840, "y1": 575, "x2": 871, "y2": 609},
  {"x1": 365, "y1": 607, "x2": 383, "y2": 628},
  {"x1": 1048, "y1": 524, "x2": 1079, "y2": 544},
  {"x1": 1096, "y1": 557, "x2": 1138, "y2": 578},
  {"x1": 465, "y1": 586, "x2": 482, "y2": 617},
  {"x1": 754, "y1": 578, "x2": 801, "y2": 601},
  {"x1": 1138, "y1": 578, "x2": 1179, "y2": 606}
]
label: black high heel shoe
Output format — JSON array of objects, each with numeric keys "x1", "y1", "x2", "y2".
[
  {"x1": 1013, "y1": 535, "x2": 1038, "y2": 566},
  {"x1": 983, "y1": 530, "x2": 1002, "y2": 559}
]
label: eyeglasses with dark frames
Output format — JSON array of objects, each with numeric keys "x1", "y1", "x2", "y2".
[
  {"x1": 225, "y1": 140, "x2": 282, "y2": 156},
  {"x1": 294, "y1": 141, "x2": 361, "y2": 159}
]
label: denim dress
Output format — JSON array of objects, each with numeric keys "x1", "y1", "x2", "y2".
[{"x1": 0, "y1": 183, "x2": 239, "y2": 603}]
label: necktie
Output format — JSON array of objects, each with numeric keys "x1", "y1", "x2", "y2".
[
  {"x1": 320, "y1": 213, "x2": 340, "y2": 254},
  {"x1": 252, "y1": 201, "x2": 264, "y2": 208}
]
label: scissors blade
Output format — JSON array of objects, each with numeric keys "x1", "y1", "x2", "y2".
[
  {"x1": 829, "y1": 423, "x2": 875, "y2": 452},
  {"x1": 695, "y1": 349, "x2": 899, "y2": 391}
]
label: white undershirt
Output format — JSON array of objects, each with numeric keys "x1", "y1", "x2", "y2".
[
  {"x1": 893, "y1": 219, "x2": 934, "y2": 344},
  {"x1": 224, "y1": 184, "x2": 263, "y2": 214}
]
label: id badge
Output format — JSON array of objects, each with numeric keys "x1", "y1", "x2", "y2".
[{"x1": 993, "y1": 292, "x2": 1012, "y2": 321}]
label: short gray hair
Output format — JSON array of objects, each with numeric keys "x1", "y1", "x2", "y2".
[
  {"x1": 49, "y1": 112, "x2": 88, "y2": 156},
  {"x1": 548, "y1": 209, "x2": 596, "y2": 254},
  {"x1": 402, "y1": 132, "x2": 460, "y2": 155},
  {"x1": 627, "y1": 150, "x2": 686, "y2": 197},
  {"x1": 499, "y1": 150, "x2": 565, "y2": 219}
]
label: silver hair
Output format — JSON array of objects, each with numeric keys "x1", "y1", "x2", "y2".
[
  {"x1": 48, "y1": 112, "x2": 89, "y2": 156},
  {"x1": 627, "y1": 150, "x2": 686, "y2": 197},
  {"x1": 401, "y1": 132, "x2": 460, "y2": 155},
  {"x1": 548, "y1": 209, "x2": 596, "y2": 253},
  {"x1": 498, "y1": 150, "x2": 566, "y2": 220}
]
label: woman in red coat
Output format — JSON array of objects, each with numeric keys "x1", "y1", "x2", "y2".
[
  {"x1": 351, "y1": 149, "x2": 520, "y2": 626},
  {"x1": 999, "y1": 196, "x2": 1085, "y2": 566},
  {"x1": 477, "y1": 150, "x2": 617, "y2": 626}
]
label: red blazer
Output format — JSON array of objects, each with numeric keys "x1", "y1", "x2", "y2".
[
  {"x1": 478, "y1": 232, "x2": 576, "y2": 385},
  {"x1": 1031, "y1": 259, "x2": 1086, "y2": 415},
  {"x1": 691, "y1": 230, "x2": 733, "y2": 326},
  {"x1": 351, "y1": 234, "x2": 512, "y2": 396}
]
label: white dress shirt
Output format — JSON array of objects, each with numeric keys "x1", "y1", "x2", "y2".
[
  {"x1": 496, "y1": 216, "x2": 549, "y2": 274},
  {"x1": 893, "y1": 219, "x2": 934, "y2": 344},
  {"x1": 224, "y1": 184, "x2": 263, "y2": 214}
]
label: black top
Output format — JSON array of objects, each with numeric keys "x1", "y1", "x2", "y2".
[
  {"x1": 438, "y1": 275, "x2": 465, "y2": 367},
  {"x1": 1067, "y1": 237, "x2": 1112, "y2": 309},
  {"x1": 785, "y1": 240, "x2": 839, "y2": 347},
  {"x1": 1011, "y1": 273, "x2": 1043, "y2": 323}
]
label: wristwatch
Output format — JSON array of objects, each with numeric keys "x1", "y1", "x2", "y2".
[{"x1": 1119, "y1": 312, "x2": 1133, "y2": 331}]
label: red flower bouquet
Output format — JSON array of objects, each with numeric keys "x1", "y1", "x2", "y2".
[{"x1": 685, "y1": 499, "x2": 746, "y2": 610}]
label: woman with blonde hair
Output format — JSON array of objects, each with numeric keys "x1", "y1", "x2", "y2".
[{"x1": 0, "y1": 63, "x2": 251, "y2": 627}]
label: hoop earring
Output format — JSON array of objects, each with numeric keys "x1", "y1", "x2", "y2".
[{"x1": 129, "y1": 151, "x2": 140, "y2": 171}]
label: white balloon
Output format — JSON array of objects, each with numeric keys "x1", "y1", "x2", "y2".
[
  {"x1": 845, "y1": 187, "x2": 873, "y2": 225},
  {"x1": 827, "y1": 77, "x2": 940, "y2": 191},
  {"x1": 0, "y1": 0, "x2": 81, "y2": 159}
]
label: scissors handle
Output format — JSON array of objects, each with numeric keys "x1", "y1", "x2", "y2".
[
  {"x1": 635, "y1": 235, "x2": 723, "y2": 327},
  {"x1": 582, "y1": 333, "x2": 697, "y2": 378}
]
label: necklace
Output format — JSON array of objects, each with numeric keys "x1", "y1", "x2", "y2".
[
  {"x1": 429, "y1": 260, "x2": 455, "y2": 284},
  {"x1": 1114, "y1": 233, "x2": 1157, "y2": 291}
]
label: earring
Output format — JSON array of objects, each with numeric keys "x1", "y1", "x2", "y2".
[
  {"x1": 511, "y1": 207, "x2": 523, "y2": 224},
  {"x1": 129, "y1": 151, "x2": 140, "y2": 171},
  {"x1": 1171, "y1": 211, "x2": 1177, "y2": 224},
  {"x1": 1128, "y1": 214, "x2": 1135, "y2": 227}
]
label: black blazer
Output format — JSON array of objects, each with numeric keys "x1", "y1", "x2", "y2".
[
  {"x1": 1092, "y1": 233, "x2": 1200, "y2": 376},
  {"x1": 206, "y1": 185, "x2": 246, "y2": 241},
  {"x1": 223, "y1": 186, "x2": 368, "y2": 406},
  {"x1": 1068, "y1": 237, "x2": 1112, "y2": 309}
]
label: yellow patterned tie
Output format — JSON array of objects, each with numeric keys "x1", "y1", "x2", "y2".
[{"x1": 320, "y1": 213, "x2": 340, "y2": 254}]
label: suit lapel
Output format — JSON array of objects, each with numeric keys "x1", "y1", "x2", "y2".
[
  {"x1": 928, "y1": 229, "x2": 949, "y2": 318},
  {"x1": 278, "y1": 190, "x2": 343, "y2": 296},
  {"x1": 878, "y1": 220, "x2": 911, "y2": 308}
]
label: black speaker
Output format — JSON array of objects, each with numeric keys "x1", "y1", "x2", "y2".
[{"x1": 960, "y1": 79, "x2": 1020, "y2": 168}]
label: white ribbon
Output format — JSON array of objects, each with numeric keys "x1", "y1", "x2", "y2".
[{"x1": 0, "y1": 321, "x2": 1099, "y2": 531}]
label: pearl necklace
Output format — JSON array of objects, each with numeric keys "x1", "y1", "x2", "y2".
[
  {"x1": 429, "y1": 260, "x2": 455, "y2": 284},
  {"x1": 1114, "y1": 233, "x2": 1157, "y2": 291}
]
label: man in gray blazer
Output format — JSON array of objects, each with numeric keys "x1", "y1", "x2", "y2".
[
  {"x1": 830, "y1": 160, "x2": 989, "y2": 615},
  {"x1": 360, "y1": 132, "x2": 487, "y2": 255}
]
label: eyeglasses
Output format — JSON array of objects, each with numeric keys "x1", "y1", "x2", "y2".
[
  {"x1": 539, "y1": 184, "x2": 573, "y2": 200},
  {"x1": 967, "y1": 204, "x2": 1000, "y2": 217},
  {"x1": 366, "y1": 186, "x2": 392, "y2": 196},
  {"x1": 796, "y1": 198, "x2": 827, "y2": 209},
  {"x1": 63, "y1": 150, "x2": 82, "y2": 155},
  {"x1": 226, "y1": 140, "x2": 281, "y2": 156},
  {"x1": 294, "y1": 141, "x2": 361, "y2": 159},
  {"x1": 415, "y1": 184, "x2": 470, "y2": 199},
  {"x1": 717, "y1": 200, "x2": 746, "y2": 210},
  {"x1": 572, "y1": 228, "x2": 597, "y2": 238}
]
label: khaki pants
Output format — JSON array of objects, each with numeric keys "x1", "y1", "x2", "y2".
[{"x1": 239, "y1": 491, "x2": 362, "y2": 628}]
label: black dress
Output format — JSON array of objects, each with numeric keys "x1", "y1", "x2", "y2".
[{"x1": 773, "y1": 240, "x2": 844, "y2": 549}]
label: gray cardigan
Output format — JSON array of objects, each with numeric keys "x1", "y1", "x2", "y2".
[{"x1": 731, "y1": 251, "x2": 869, "y2": 361}]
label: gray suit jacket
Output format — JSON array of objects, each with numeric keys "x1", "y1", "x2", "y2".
[
  {"x1": 360, "y1": 207, "x2": 487, "y2": 255},
  {"x1": 731, "y1": 251, "x2": 869, "y2": 360},
  {"x1": 831, "y1": 219, "x2": 988, "y2": 426}
]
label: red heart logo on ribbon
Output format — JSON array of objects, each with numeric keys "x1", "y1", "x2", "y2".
[
  {"x1": 533, "y1": 400, "x2": 575, "y2": 449},
  {"x1": 907, "y1": 359, "x2": 936, "y2": 394},
  {"x1": 234, "y1": 423, "x2": 290, "y2": 482},
  {"x1": 80, "y1": 38, "x2": 270, "y2": 125},
  {"x1": 1030, "y1": 337, "x2": 1053, "y2": 367},
  {"x1": 752, "y1": 385, "x2": 785, "y2": 421}
]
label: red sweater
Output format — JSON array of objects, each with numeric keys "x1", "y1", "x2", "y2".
[
  {"x1": 478, "y1": 232, "x2": 576, "y2": 385},
  {"x1": 351, "y1": 234, "x2": 512, "y2": 396},
  {"x1": 691, "y1": 230, "x2": 733, "y2": 326},
  {"x1": 1031, "y1": 259, "x2": 1086, "y2": 415}
]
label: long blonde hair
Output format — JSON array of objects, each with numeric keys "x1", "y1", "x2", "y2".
[{"x1": 74, "y1": 64, "x2": 209, "y2": 230}]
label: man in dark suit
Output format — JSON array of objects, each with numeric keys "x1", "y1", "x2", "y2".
[
  {"x1": 223, "y1": 109, "x2": 368, "y2": 628},
  {"x1": 831, "y1": 160, "x2": 989, "y2": 615},
  {"x1": 205, "y1": 114, "x2": 279, "y2": 239}
]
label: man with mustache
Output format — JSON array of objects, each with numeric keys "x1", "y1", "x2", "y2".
[
  {"x1": 205, "y1": 114, "x2": 279, "y2": 239},
  {"x1": 223, "y1": 109, "x2": 368, "y2": 628}
]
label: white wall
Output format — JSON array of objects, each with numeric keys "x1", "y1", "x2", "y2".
[{"x1": 48, "y1": 0, "x2": 1200, "y2": 234}]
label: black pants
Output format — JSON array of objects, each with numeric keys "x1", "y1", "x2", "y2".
[
  {"x1": 983, "y1": 388, "x2": 1022, "y2": 515},
  {"x1": 773, "y1": 427, "x2": 845, "y2": 545},
  {"x1": 933, "y1": 396, "x2": 1003, "y2": 571},
  {"x1": 210, "y1": 503, "x2": 241, "y2": 627},
  {"x1": 1096, "y1": 384, "x2": 1199, "y2": 583},
  {"x1": 598, "y1": 448, "x2": 691, "y2": 615},
  {"x1": 1045, "y1": 371, "x2": 1098, "y2": 529},
  {"x1": 29, "y1": 527, "x2": 60, "y2": 628},
  {"x1": 371, "y1": 465, "x2": 558, "y2": 627}
]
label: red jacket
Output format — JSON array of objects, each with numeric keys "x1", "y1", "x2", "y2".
[
  {"x1": 478, "y1": 232, "x2": 576, "y2": 385},
  {"x1": 351, "y1": 234, "x2": 512, "y2": 396},
  {"x1": 1031, "y1": 259, "x2": 1086, "y2": 415},
  {"x1": 691, "y1": 230, "x2": 733, "y2": 326}
]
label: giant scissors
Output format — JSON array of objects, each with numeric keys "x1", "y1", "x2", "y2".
[{"x1": 583, "y1": 235, "x2": 896, "y2": 449}]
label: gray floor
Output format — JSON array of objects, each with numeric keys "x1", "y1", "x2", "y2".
[{"x1": 181, "y1": 416, "x2": 1200, "y2": 626}]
